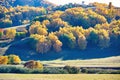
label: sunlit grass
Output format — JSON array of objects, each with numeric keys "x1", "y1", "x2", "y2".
[
  {"x1": 0, "y1": 74, "x2": 119, "y2": 80},
  {"x1": 41, "y1": 56, "x2": 120, "y2": 67}
]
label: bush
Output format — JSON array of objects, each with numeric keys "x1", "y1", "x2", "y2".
[
  {"x1": 0, "y1": 65, "x2": 44, "y2": 74},
  {"x1": 63, "y1": 66, "x2": 80, "y2": 74},
  {"x1": 24, "y1": 60, "x2": 43, "y2": 70},
  {"x1": 0, "y1": 29, "x2": 3, "y2": 38},
  {"x1": 43, "y1": 67, "x2": 68, "y2": 74},
  {"x1": 0, "y1": 65, "x2": 119, "y2": 74},
  {"x1": 16, "y1": 32, "x2": 26, "y2": 39},
  {"x1": 0, "y1": 66, "x2": 12, "y2": 73},
  {"x1": 0, "y1": 56, "x2": 8, "y2": 65},
  {"x1": 0, "y1": 65, "x2": 30, "y2": 73},
  {"x1": 43, "y1": 66, "x2": 79, "y2": 74},
  {"x1": 31, "y1": 69, "x2": 43, "y2": 74},
  {"x1": 8, "y1": 55, "x2": 21, "y2": 65},
  {"x1": 81, "y1": 68, "x2": 120, "y2": 74}
]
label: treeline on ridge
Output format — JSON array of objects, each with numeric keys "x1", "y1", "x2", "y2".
[
  {"x1": 0, "y1": 5, "x2": 46, "y2": 28},
  {"x1": 0, "y1": 3, "x2": 120, "y2": 54}
]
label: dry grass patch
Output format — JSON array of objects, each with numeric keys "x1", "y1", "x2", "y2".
[{"x1": 0, "y1": 74, "x2": 119, "y2": 80}]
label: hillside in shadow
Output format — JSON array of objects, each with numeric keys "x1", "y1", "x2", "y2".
[{"x1": 5, "y1": 38, "x2": 120, "y2": 61}]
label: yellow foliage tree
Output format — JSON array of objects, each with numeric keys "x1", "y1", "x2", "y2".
[
  {"x1": 53, "y1": 40, "x2": 62, "y2": 52},
  {"x1": 4, "y1": 29, "x2": 16, "y2": 39},
  {"x1": 37, "y1": 27, "x2": 48, "y2": 36},
  {"x1": 98, "y1": 29, "x2": 110, "y2": 48},
  {"x1": 8, "y1": 55, "x2": 21, "y2": 64},
  {"x1": 42, "y1": 20, "x2": 50, "y2": 27},
  {"x1": 78, "y1": 33, "x2": 87, "y2": 50},
  {"x1": 31, "y1": 34, "x2": 52, "y2": 53},
  {"x1": 29, "y1": 21, "x2": 47, "y2": 35},
  {"x1": 51, "y1": 11, "x2": 64, "y2": 19},
  {"x1": 24, "y1": 60, "x2": 43, "y2": 70},
  {"x1": 0, "y1": 56, "x2": 8, "y2": 65},
  {"x1": 48, "y1": 33, "x2": 62, "y2": 52},
  {"x1": 13, "y1": 56, "x2": 21, "y2": 64}
]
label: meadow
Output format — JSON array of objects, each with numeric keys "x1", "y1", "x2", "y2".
[
  {"x1": 0, "y1": 74, "x2": 120, "y2": 80},
  {"x1": 41, "y1": 56, "x2": 120, "y2": 67}
]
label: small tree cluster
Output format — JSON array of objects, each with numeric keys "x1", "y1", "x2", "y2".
[
  {"x1": 28, "y1": 19, "x2": 120, "y2": 53},
  {"x1": 0, "y1": 55, "x2": 21, "y2": 65},
  {"x1": 0, "y1": 56, "x2": 8, "y2": 65},
  {"x1": 0, "y1": 5, "x2": 46, "y2": 27},
  {"x1": 24, "y1": 60, "x2": 43, "y2": 70},
  {"x1": 48, "y1": 33, "x2": 62, "y2": 52},
  {"x1": 4, "y1": 29, "x2": 16, "y2": 39}
]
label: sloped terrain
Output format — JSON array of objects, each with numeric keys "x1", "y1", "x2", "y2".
[{"x1": 1, "y1": 38, "x2": 119, "y2": 61}]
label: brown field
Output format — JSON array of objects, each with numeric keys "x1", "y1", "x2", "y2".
[{"x1": 0, "y1": 74, "x2": 120, "y2": 80}]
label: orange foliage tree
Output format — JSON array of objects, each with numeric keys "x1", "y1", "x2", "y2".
[
  {"x1": 8, "y1": 55, "x2": 21, "y2": 64},
  {"x1": 0, "y1": 56, "x2": 8, "y2": 65},
  {"x1": 24, "y1": 60, "x2": 43, "y2": 70}
]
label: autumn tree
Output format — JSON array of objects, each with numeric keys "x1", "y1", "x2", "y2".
[
  {"x1": 42, "y1": 20, "x2": 50, "y2": 27},
  {"x1": 48, "y1": 33, "x2": 62, "y2": 52},
  {"x1": 95, "y1": 23, "x2": 110, "y2": 30},
  {"x1": 0, "y1": 19, "x2": 12, "y2": 28},
  {"x1": 59, "y1": 33, "x2": 76, "y2": 49},
  {"x1": 0, "y1": 29, "x2": 3, "y2": 38},
  {"x1": 98, "y1": 30, "x2": 110, "y2": 48},
  {"x1": 53, "y1": 40, "x2": 62, "y2": 52},
  {"x1": 88, "y1": 30, "x2": 99, "y2": 45},
  {"x1": 47, "y1": 18, "x2": 69, "y2": 32},
  {"x1": 0, "y1": 5, "x2": 46, "y2": 27},
  {"x1": 4, "y1": 29, "x2": 16, "y2": 39},
  {"x1": 29, "y1": 21, "x2": 48, "y2": 35},
  {"x1": 31, "y1": 34, "x2": 52, "y2": 54},
  {"x1": 8, "y1": 55, "x2": 21, "y2": 64},
  {"x1": 109, "y1": 20, "x2": 120, "y2": 36},
  {"x1": 77, "y1": 33, "x2": 87, "y2": 50},
  {"x1": 0, "y1": 56, "x2": 8, "y2": 65},
  {"x1": 24, "y1": 60, "x2": 43, "y2": 70},
  {"x1": 51, "y1": 11, "x2": 64, "y2": 19},
  {"x1": 37, "y1": 27, "x2": 48, "y2": 36},
  {"x1": 92, "y1": 2, "x2": 116, "y2": 22},
  {"x1": 61, "y1": 7, "x2": 107, "y2": 28}
]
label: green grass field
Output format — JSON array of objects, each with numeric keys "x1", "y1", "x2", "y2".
[{"x1": 0, "y1": 74, "x2": 120, "y2": 80}]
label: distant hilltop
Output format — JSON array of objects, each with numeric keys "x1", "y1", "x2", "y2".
[
  {"x1": 47, "y1": 0, "x2": 120, "y2": 7},
  {"x1": 0, "y1": 0, "x2": 56, "y2": 7}
]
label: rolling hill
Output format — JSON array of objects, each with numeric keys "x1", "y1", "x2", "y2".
[
  {"x1": 0, "y1": 38, "x2": 119, "y2": 61},
  {"x1": 0, "y1": 0, "x2": 56, "y2": 7},
  {"x1": 0, "y1": 2, "x2": 120, "y2": 64}
]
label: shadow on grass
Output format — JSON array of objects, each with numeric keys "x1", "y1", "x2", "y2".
[{"x1": 5, "y1": 38, "x2": 120, "y2": 61}]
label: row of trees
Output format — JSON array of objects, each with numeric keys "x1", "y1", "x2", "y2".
[
  {"x1": 0, "y1": 55, "x2": 21, "y2": 65},
  {"x1": 0, "y1": 28, "x2": 16, "y2": 39},
  {"x1": 1, "y1": 6, "x2": 119, "y2": 54},
  {"x1": 0, "y1": 5, "x2": 46, "y2": 27},
  {"x1": 28, "y1": 19, "x2": 120, "y2": 54},
  {"x1": 33, "y1": 7, "x2": 107, "y2": 29},
  {"x1": 0, "y1": 55, "x2": 43, "y2": 70},
  {"x1": 29, "y1": 21, "x2": 63, "y2": 53},
  {"x1": 53, "y1": 2, "x2": 118, "y2": 23},
  {"x1": 91, "y1": 2, "x2": 116, "y2": 23},
  {"x1": 1, "y1": 2, "x2": 118, "y2": 28},
  {"x1": 61, "y1": 7, "x2": 107, "y2": 28},
  {"x1": 0, "y1": 27, "x2": 27, "y2": 40}
]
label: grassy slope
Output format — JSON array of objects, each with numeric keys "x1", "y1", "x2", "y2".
[
  {"x1": 0, "y1": 39, "x2": 120, "y2": 67},
  {"x1": 41, "y1": 56, "x2": 120, "y2": 67},
  {"x1": 2, "y1": 38, "x2": 119, "y2": 61},
  {"x1": 0, "y1": 74, "x2": 119, "y2": 80}
]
